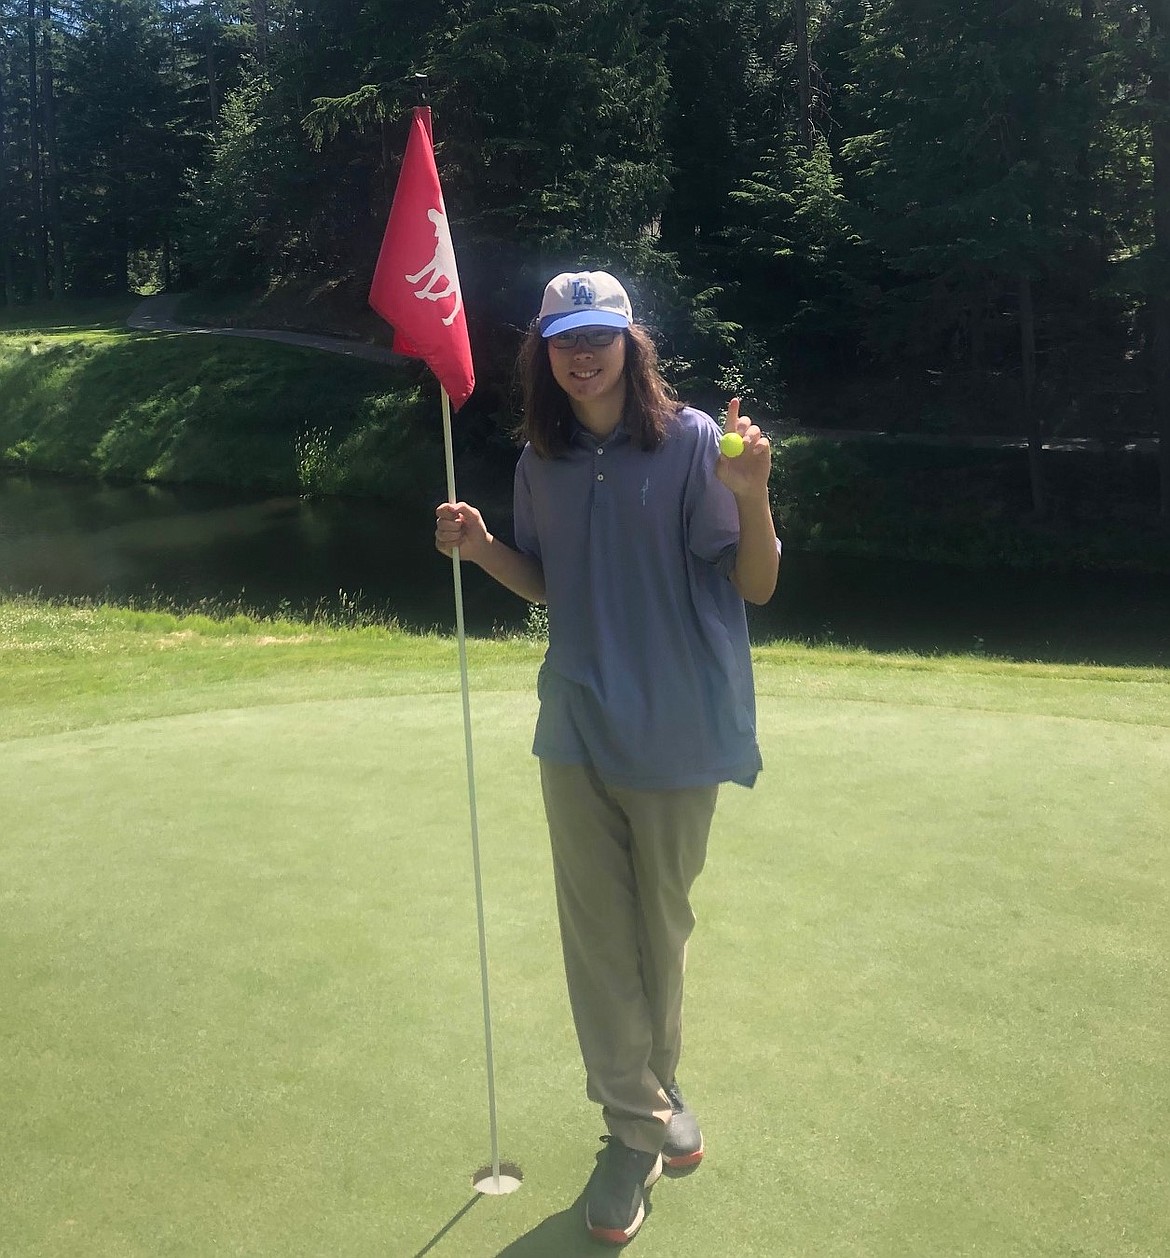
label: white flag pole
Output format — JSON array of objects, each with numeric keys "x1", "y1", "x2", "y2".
[{"x1": 440, "y1": 385, "x2": 507, "y2": 1194}]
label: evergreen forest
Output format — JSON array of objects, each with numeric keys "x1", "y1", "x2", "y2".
[{"x1": 3, "y1": 1, "x2": 1169, "y2": 529}]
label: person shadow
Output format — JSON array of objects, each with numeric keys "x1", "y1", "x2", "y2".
[
  {"x1": 410, "y1": 1171, "x2": 670, "y2": 1255},
  {"x1": 493, "y1": 1200, "x2": 585, "y2": 1257},
  {"x1": 408, "y1": 1191, "x2": 598, "y2": 1258},
  {"x1": 494, "y1": 1188, "x2": 660, "y2": 1256}
]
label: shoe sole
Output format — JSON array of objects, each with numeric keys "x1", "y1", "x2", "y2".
[
  {"x1": 585, "y1": 1155, "x2": 662, "y2": 1245},
  {"x1": 661, "y1": 1136, "x2": 704, "y2": 1172}
]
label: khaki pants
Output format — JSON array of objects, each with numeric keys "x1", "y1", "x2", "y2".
[{"x1": 540, "y1": 759, "x2": 718, "y2": 1155}]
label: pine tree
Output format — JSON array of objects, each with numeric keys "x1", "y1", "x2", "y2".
[
  {"x1": 843, "y1": 0, "x2": 1108, "y2": 513},
  {"x1": 25, "y1": 0, "x2": 48, "y2": 298},
  {"x1": 427, "y1": 1, "x2": 672, "y2": 261},
  {"x1": 646, "y1": 0, "x2": 790, "y2": 279},
  {"x1": 1145, "y1": 0, "x2": 1170, "y2": 520},
  {"x1": 39, "y1": 0, "x2": 66, "y2": 297},
  {"x1": 58, "y1": 0, "x2": 191, "y2": 293},
  {"x1": 0, "y1": 6, "x2": 16, "y2": 303}
]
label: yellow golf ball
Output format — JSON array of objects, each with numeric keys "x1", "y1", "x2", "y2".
[{"x1": 720, "y1": 431, "x2": 745, "y2": 458}]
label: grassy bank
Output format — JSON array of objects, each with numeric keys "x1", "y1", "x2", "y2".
[
  {"x1": 2, "y1": 595, "x2": 1167, "y2": 1257},
  {"x1": 0, "y1": 301, "x2": 435, "y2": 504},
  {"x1": 3, "y1": 299, "x2": 1167, "y2": 573}
]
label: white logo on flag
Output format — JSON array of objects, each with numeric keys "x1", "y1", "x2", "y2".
[{"x1": 406, "y1": 208, "x2": 463, "y2": 327}]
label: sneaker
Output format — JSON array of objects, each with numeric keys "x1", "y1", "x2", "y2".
[
  {"x1": 661, "y1": 1081, "x2": 704, "y2": 1170},
  {"x1": 584, "y1": 1135, "x2": 663, "y2": 1245}
]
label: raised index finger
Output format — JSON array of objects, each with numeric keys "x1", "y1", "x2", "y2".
[{"x1": 725, "y1": 397, "x2": 741, "y2": 432}]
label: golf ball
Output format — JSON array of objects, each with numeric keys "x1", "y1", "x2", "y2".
[{"x1": 720, "y1": 431, "x2": 745, "y2": 458}]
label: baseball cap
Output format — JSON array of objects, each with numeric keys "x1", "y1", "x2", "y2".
[{"x1": 538, "y1": 271, "x2": 633, "y2": 338}]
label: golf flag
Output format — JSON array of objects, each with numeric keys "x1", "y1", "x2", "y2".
[
  {"x1": 368, "y1": 103, "x2": 512, "y2": 1196},
  {"x1": 369, "y1": 106, "x2": 475, "y2": 410}
]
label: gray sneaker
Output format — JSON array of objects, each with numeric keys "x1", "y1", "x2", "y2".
[
  {"x1": 584, "y1": 1135, "x2": 663, "y2": 1245},
  {"x1": 661, "y1": 1081, "x2": 704, "y2": 1170}
]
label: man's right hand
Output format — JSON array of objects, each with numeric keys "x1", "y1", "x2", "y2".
[{"x1": 435, "y1": 501, "x2": 492, "y2": 563}]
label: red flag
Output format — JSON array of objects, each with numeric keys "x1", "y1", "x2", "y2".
[{"x1": 369, "y1": 108, "x2": 475, "y2": 410}]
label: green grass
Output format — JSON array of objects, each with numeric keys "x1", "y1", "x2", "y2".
[
  {"x1": 0, "y1": 311, "x2": 431, "y2": 501},
  {"x1": 1, "y1": 598, "x2": 1167, "y2": 1257},
  {"x1": 0, "y1": 296, "x2": 142, "y2": 333}
]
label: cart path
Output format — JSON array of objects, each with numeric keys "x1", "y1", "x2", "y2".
[{"x1": 127, "y1": 293, "x2": 404, "y2": 365}]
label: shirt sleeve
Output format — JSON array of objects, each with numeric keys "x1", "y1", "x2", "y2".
[
  {"x1": 512, "y1": 445, "x2": 542, "y2": 561},
  {"x1": 684, "y1": 412, "x2": 741, "y2": 576}
]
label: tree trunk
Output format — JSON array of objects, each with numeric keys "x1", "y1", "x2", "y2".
[
  {"x1": 380, "y1": 115, "x2": 394, "y2": 212},
  {"x1": 794, "y1": 0, "x2": 812, "y2": 151},
  {"x1": 250, "y1": 0, "x2": 269, "y2": 69},
  {"x1": 1149, "y1": 0, "x2": 1170, "y2": 523},
  {"x1": 205, "y1": 0, "x2": 219, "y2": 118},
  {"x1": 0, "y1": 43, "x2": 13, "y2": 304},
  {"x1": 40, "y1": 0, "x2": 66, "y2": 299},
  {"x1": 26, "y1": 0, "x2": 48, "y2": 300},
  {"x1": 1019, "y1": 272, "x2": 1047, "y2": 518},
  {"x1": 969, "y1": 277, "x2": 990, "y2": 372}
]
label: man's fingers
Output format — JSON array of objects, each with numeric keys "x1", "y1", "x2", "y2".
[
  {"x1": 435, "y1": 502, "x2": 463, "y2": 553},
  {"x1": 725, "y1": 397, "x2": 740, "y2": 431}
]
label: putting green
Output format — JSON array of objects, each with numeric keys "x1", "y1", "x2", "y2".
[{"x1": 2, "y1": 681, "x2": 1166, "y2": 1256}]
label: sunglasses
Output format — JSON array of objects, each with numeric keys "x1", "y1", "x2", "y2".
[{"x1": 548, "y1": 328, "x2": 622, "y2": 350}]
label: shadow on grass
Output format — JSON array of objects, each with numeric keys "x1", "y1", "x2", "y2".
[
  {"x1": 494, "y1": 1190, "x2": 662, "y2": 1256},
  {"x1": 409, "y1": 1190, "x2": 607, "y2": 1257},
  {"x1": 410, "y1": 1195, "x2": 482, "y2": 1258},
  {"x1": 494, "y1": 1197, "x2": 591, "y2": 1257}
]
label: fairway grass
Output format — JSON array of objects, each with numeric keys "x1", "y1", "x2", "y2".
[{"x1": 1, "y1": 599, "x2": 1167, "y2": 1257}]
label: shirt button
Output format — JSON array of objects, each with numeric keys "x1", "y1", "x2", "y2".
[
  {"x1": 597, "y1": 473, "x2": 605, "y2": 482},
  {"x1": 596, "y1": 448, "x2": 604, "y2": 455}
]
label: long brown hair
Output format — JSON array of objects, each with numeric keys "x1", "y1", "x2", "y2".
[{"x1": 516, "y1": 323, "x2": 681, "y2": 459}]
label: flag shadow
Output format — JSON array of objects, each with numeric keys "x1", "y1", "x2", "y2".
[{"x1": 410, "y1": 1194, "x2": 482, "y2": 1258}]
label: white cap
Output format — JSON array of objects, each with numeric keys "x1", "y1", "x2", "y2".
[{"x1": 538, "y1": 271, "x2": 633, "y2": 338}]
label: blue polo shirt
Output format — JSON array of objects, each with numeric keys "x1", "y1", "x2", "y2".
[{"x1": 513, "y1": 406, "x2": 774, "y2": 790}]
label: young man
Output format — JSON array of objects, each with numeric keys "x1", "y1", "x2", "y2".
[{"x1": 436, "y1": 271, "x2": 779, "y2": 1244}]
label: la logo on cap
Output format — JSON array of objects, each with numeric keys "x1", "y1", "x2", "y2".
[{"x1": 538, "y1": 270, "x2": 633, "y2": 338}]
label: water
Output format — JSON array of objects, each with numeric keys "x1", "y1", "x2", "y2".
[{"x1": 2, "y1": 473, "x2": 1168, "y2": 667}]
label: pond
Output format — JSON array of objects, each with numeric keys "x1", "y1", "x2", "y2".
[{"x1": 2, "y1": 473, "x2": 1168, "y2": 667}]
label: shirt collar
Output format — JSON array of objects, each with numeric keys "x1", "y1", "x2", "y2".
[{"x1": 571, "y1": 420, "x2": 631, "y2": 450}]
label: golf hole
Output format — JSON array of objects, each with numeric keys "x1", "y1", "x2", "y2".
[{"x1": 472, "y1": 1163, "x2": 523, "y2": 1195}]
